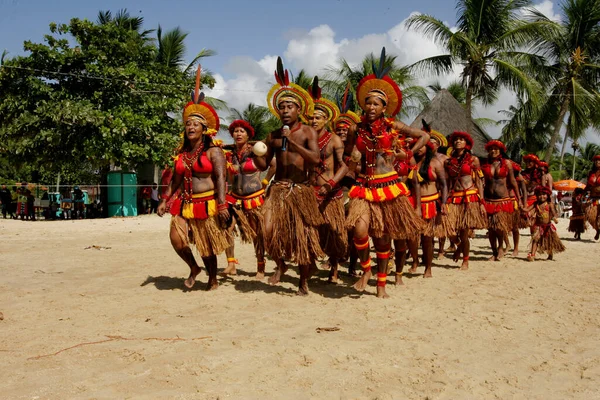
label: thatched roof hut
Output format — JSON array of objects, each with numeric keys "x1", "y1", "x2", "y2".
[{"x1": 410, "y1": 89, "x2": 491, "y2": 157}]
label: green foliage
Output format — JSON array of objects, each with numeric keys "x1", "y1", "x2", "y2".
[
  {"x1": 406, "y1": 0, "x2": 547, "y2": 119},
  {"x1": 226, "y1": 104, "x2": 280, "y2": 141},
  {"x1": 0, "y1": 10, "x2": 219, "y2": 184}
]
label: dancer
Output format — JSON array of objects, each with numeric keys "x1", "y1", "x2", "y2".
[
  {"x1": 157, "y1": 67, "x2": 231, "y2": 290},
  {"x1": 521, "y1": 154, "x2": 543, "y2": 227},
  {"x1": 392, "y1": 140, "x2": 421, "y2": 285},
  {"x1": 481, "y1": 140, "x2": 521, "y2": 261},
  {"x1": 584, "y1": 154, "x2": 600, "y2": 240},
  {"x1": 334, "y1": 88, "x2": 362, "y2": 277},
  {"x1": 506, "y1": 160, "x2": 527, "y2": 255},
  {"x1": 524, "y1": 186, "x2": 565, "y2": 261},
  {"x1": 222, "y1": 120, "x2": 269, "y2": 279},
  {"x1": 429, "y1": 130, "x2": 453, "y2": 259},
  {"x1": 539, "y1": 161, "x2": 554, "y2": 193},
  {"x1": 308, "y1": 77, "x2": 348, "y2": 284},
  {"x1": 410, "y1": 140, "x2": 450, "y2": 277},
  {"x1": 566, "y1": 188, "x2": 586, "y2": 240},
  {"x1": 262, "y1": 57, "x2": 325, "y2": 295},
  {"x1": 345, "y1": 48, "x2": 429, "y2": 298},
  {"x1": 445, "y1": 131, "x2": 487, "y2": 270}
]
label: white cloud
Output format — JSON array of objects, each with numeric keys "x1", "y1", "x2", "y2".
[
  {"x1": 531, "y1": 0, "x2": 561, "y2": 22},
  {"x1": 205, "y1": 6, "x2": 561, "y2": 140}
]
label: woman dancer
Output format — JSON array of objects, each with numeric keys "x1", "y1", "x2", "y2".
[
  {"x1": 584, "y1": 155, "x2": 600, "y2": 240},
  {"x1": 157, "y1": 68, "x2": 231, "y2": 290},
  {"x1": 410, "y1": 140, "x2": 450, "y2": 277},
  {"x1": 444, "y1": 131, "x2": 487, "y2": 270},
  {"x1": 567, "y1": 188, "x2": 586, "y2": 240},
  {"x1": 345, "y1": 48, "x2": 428, "y2": 298},
  {"x1": 222, "y1": 120, "x2": 270, "y2": 279},
  {"x1": 481, "y1": 140, "x2": 521, "y2": 261}
]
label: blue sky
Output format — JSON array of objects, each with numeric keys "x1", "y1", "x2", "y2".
[
  {"x1": 1, "y1": 0, "x2": 459, "y2": 74},
  {"x1": 2, "y1": 0, "x2": 576, "y2": 143}
]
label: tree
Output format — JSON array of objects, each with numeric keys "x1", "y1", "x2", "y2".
[
  {"x1": 322, "y1": 51, "x2": 429, "y2": 120},
  {"x1": 227, "y1": 103, "x2": 280, "y2": 141},
  {"x1": 522, "y1": 0, "x2": 600, "y2": 162},
  {"x1": 406, "y1": 0, "x2": 547, "y2": 120},
  {"x1": 0, "y1": 11, "x2": 216, "y2": 184}
]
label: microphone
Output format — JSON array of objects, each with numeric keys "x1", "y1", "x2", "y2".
[{"x1": 281, "y1": 125, "x2": 289, "y2": 151}]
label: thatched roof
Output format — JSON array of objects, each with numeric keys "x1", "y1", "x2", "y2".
[{"x1": 410, "y1": 89, "x2": 491, "y2": 157}]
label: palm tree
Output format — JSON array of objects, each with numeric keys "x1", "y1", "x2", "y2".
[
  {"x1": 97, "y1": 9, "x2": 153, "y2": 38},
  {"x1": 522, "y1": 0, "x2": 600, "y2": 162},
  {"x1": 322, "y1": 51, "x2": 429, "y2": 119},
  {"x1": 227, "y1": 103, "x2": 280, "y2": 141},
  {"x1": 156, "y1": 25, "x2": 216, "y2": 75},
  {"x1": 406, "y1": 0, "x2": 547, "y2": 121}
]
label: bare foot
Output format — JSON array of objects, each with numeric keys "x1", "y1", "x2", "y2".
[
  {"x1": 394, "y1": 273, "x2": 404, "y2": 286},
  {"x1": 205, "y1": 279, "x2": 218, "y2": 291},
  {"x1": 348, "y1": 266, "x2": 358, "y2": 277},
  {"x1": 595, "y1": 231, "x2": 600, "y2": 240},
  {"x1": 436, "y1": 251, "x2": 444, "y2": 259},
  {"x1": 353, "y1": 269, "x2": 372, "y2": 292},
  {"x1": 268, "y1": 264, "x2": 288, "y2": 285},
  {"x1": 376, "y1": 286, "x2": 389, "y2": 298},
  {"x1": 297, "y1": 282, "x2": 309, "y2": 296},
  {"x1": 184, "y1": 265, "x2": 201, "y2": 289},
  {"x1": 527, "y1": 254, "x2": 535, "y2": 262},
  {"x1": 460, "y1": 260, "x2": 469, "y2": 270},
  {"x1": 488, "y1": 255, "x2": 498, "y2": 261},
  {"x1": 423, "y1": 268, "x2": 432, "y2": 278},
  {"x1": 221, "y1": 263, "x2": 237, "y2": 276},
  {"x1": 328, "y1": 269, "x2": 338, "y2": 284},
  {"x1": 497, "y1": 248, "x2": 505, "y2": 260},
  {"x1": 255, "y1": 271, "x2": 265, "y2": 280},
  {"x1": 322, "y1": 260, "x2": 331, "y2": 270},
  {"x1": 408, "y1": 262, "x2": 418, "y2": 274},
  {"x1": 512, "y1": 248, "x2": 519, "y2": 257},
  {"x1": 547, "y1": 254, "x2": 553, "y2": 260}
]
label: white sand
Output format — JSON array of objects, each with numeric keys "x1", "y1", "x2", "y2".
[{"x1": 1, "y1": 216, "x2": 599, "y2": 399}]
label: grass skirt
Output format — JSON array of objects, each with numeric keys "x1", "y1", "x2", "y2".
[
  {"x1": 230, "y1": 206, "x2": 257, "y2": 244},
  {"x1": 531, "y1": 223, "x2": 566, "y2": 254},
  {"x1": 263, "y1": 182, "x2": 325, "y2": 265},
  {"x1": 585, "y1": 200, "x2": 599, "y2": 230},
  {"x1": 485, "y1": 198, "x2": 517, "y2": 233},
  {"x1": 171, "y1": 215, "x2": 231, "y2": 257},
  {"x1": 346, "y1": 195, "x2": 425, "y2": 240},
  {"x1": 318, "y1": 196, "x2": 348, "y2": 258},
  {"x1": 447, "y1": 202, "x2": 487, "y2": 231},
  {"x1": 568, "y1": 214, "x2": 587, "y2": 234}
]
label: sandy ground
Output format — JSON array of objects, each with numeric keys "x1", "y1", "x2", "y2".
[{"x1": 1, "y1": 215, "x2": 599, "y2": 400}]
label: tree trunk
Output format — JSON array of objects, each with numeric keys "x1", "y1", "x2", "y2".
[
  {"x1": 572, "y1": 151, "x2": 577, "y2": 180},
  {"x1": 465, "y1": 78, "x2": 474, "y2": 122},
  {"x1": 558, "y1": 115, "x2": 571, "y2": 172},
  {"x1": 545, "y1": 94, "x2": 570, "y2": 163}
]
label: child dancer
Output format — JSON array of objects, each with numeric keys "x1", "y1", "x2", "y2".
[
  {"x1": 525, "y1": 186, "x2": 565, "y2": 261},
  {"x1": 566, "y1": 188, "x2": 587, "y2": 240}
]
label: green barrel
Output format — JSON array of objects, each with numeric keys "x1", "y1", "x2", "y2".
[{"x1": 107, "y1": 171, "x2": 138, "y2": 217}]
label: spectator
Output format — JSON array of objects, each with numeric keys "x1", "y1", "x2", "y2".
[
  {"x1": 141, "y1": 180, "x2": 152, "y2": 214},
  {"x1": 10, "y1": 186, "x2": 18, "y2": 219},
  {"x1": 150, "y1": 182, "x2": 159, "y2": 214},
  {"x1": 0, "y1": 185, "x2": 15, "y2": 219},
  {"x1": 73, "y1": 186, "x2": 85, "y2": 219},
  {"x1": 26, "y1": 189, "x2": 36, "y2": 221}
]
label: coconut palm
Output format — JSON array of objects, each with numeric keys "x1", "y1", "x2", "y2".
[
  {"x1": 227, "y1": 103, "x2": 281, "y2": 141},
  {"x1": 521, "y1": 0, "x2": 600, "y2": 162},
  {"x1": 406, "y1": 0, "x2": 547, "y2": 121},
  {"x1": 322, "y1": 51, "x2": 429, "y2": 119},
  {"x1": 156, "y1": 25, "x2": 216, "y2": 75},
  {"x1": 97, "y1": 9, "x2": 153, "y2": 38}
]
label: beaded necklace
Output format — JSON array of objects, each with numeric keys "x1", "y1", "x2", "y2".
[
  {"x1": 180, "y1": 142, "x2": 204, "y2": 204},
  {"x1": 357, "y1": 117, "x2": 396, "y2": 181}
]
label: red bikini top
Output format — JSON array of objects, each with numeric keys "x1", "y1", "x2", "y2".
[
  {"x1": 446, "y1": 152, "x2": 476, "y2": 178},
  {"x1": 394, "y1": 160, "x2": 410, "y2": 177},
  {"x1": 481, "y1": 158, "x2": 508, "y2": 180},
  {"x1": 174, "y1": 153, "x2": 213, "y2": 175},
  {"x1": 588, "y1": 171, "x2": 600, "y2": 186},
  {"x1": 355, "y1": 118, "x2": 398, "y2": 154}
]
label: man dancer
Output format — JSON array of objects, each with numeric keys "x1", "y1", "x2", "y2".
[
  {"x1": 259, "y1": 58, "x2": 325, "y2": 295},
  {"x1": 308, "y1": 77, "x2": 348, "y2": 284}
]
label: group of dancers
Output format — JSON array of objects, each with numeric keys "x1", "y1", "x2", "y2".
[{"x1": 157, "y1": 49, "x2": 600, "y2": 297}]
